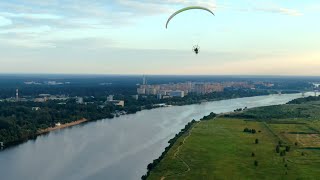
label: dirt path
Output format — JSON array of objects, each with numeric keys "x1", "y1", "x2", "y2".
[
  {"x1": 160, "y1": 116, "x2": 221, "y2": 180},
  {"x1": 173, "y1": 122, "x2": 197, "y2": 158},
  {"x1": 161, "y1": 120, "x2": 205, "y2": 179}
]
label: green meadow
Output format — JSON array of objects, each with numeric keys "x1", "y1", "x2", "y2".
[{"x1": 147, "y1": 97, "x2": 320, "y2": 180}]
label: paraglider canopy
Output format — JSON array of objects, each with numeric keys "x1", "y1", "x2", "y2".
[{"x1": 165, "y1": 6, "x2": 215, "y2": 29}]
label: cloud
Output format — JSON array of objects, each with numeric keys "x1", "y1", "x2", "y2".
[
  {"x1": 0, "y1": 12, "x2": 62, "y2": 20},
  {"x1": 255, "y1": 7, "x2": 303, "y2": 16},
  {"x1": 0, "y1": 25, "x2": 51, "y2": 34},
  {"x1": 0, "y1": 16, "x2": 12, "y2": 26},
  {"x1": 305, "y1": 3, "x2": 320, "y2": 13},
  {"x1": 218, "y1": 0, "x2": 303, "y2": 16},
  {"x1": 0, "y1": 0, "x2": 307, "y2": 51},
  {"x1": 0, "y1": 0, "x2": 218, "y2": 47},
  {"x1": 180, "y1": 51, "x2": 320, "y2": 75}
]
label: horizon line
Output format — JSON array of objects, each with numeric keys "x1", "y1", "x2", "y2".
[{"x1": 0, "y1": 73, "x2": 320, "y2": 78}]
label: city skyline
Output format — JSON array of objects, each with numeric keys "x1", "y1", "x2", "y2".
[{"x1": 0, "y1": 1, "x2": 319, "y2": 75}]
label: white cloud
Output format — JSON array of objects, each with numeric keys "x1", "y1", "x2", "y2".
[
  {"x1": 0, "y1": 0, "x2": 219, "y2": 48},
  {"x1": 1, "y1": 12, "x2": 62, "y2": 20},
  {"x1": 0, "y1": 16, "x2": 12, "y2": 26},
  {"x1": 255, "y1": 7, "x2": 303, "y2": 16},
  {"x1": 180, "y1": 51, "x2": 320, "y2": 75},
  {"x1": 0, "y1": 25, "x2": 51, "y2": 34}
]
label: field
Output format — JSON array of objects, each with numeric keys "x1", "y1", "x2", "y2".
[{"x1": 147, "y1": 118, "x2": 320, "y2": 180}]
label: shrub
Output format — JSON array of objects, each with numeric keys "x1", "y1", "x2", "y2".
[
  {"x1": 280, "y1": 150, "x2": 286, "y2": 156},
  {"x1": 285, "y1": 146, "x2": 290, "y2": 152}
]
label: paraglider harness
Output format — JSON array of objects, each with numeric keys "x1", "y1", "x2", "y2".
[{"x1": 193, "y1": 45, "x2": 200, "y2": 54}]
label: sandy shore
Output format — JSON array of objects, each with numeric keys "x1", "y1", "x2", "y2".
[{"x1": 37, "y1": 118, "x2": 87, "y2": 135}]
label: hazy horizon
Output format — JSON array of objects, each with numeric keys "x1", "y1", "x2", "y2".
[
  {"x1": 1, "y1": 73, "x2": 320, "y2": 78},
  {"x1": 0, "y1": 1, "x2": 319, "y2": 75}
]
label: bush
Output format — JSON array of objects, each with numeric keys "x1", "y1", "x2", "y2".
[
  {"x1": 285, "y1": 146, "x2": 290, "y2": 152},
  {"x1": 280, "y1": 150, "x2": 286, "y2": 156},
  {"x1": 243, "y1": 128, "x2": 256, "y2": 134}
]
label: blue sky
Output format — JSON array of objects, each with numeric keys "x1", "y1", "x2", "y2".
[{"x1": 0, "y1": 0, "x2": 319, "y2": 75}]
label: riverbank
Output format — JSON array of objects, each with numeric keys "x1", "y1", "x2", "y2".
[
  {"x1": 37, "y1": 118, "x2": 88, "y2": 135},
  {"x1": 0, "y1": 118, "x2": 88, "y2": 151},
  {"x1": 141, "y1": 113, "x2": 217, "y2": 180}
]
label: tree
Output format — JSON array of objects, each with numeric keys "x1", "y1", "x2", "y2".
[
  {"x1": 276, "y1": 145, "x2": 280, "y2": 153},
  {"x1": 141, "y1": 175, "x2": 147, "y2": 180},
  {"x1": 251, "y1": 152, "x2": 255, "y2": 157},
  {"x1": 285, "y1": 146, "x2": 290, "y2": 152},
  {"x1": 255, "y1": 139, "x2": 259, "y2": 144},
  {"x1": 254, "y1": 160, "x2": 258, "y2": 166},
  {"x1": 280, "y1": 150, "x2": 286, "y2": 156},
  {"x1": 147, "y1": 163, "x2": 153, "y2": 171},
  {"x1": 251, "y1": 129, "x2": 256, "y2": 134}
]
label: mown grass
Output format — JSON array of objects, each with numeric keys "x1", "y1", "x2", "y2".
[{"x1": 148, "y1": 118, "x2": 320, "y2": 180}]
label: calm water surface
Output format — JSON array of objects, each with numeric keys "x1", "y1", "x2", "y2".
[{"x1": 0, "y1": 93, "x2": 313, "y2": 180}]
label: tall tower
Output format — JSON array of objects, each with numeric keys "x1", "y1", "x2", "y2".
[
  {"x1": 143, "y1": 75, "x2": 147, "y2": 85},
  {"x1": 16, "y1": 89, "x2": 19, "y2": 101}
]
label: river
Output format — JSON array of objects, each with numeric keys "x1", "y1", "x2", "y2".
[{"x1": 0, "y1": 93, "x2": 314, "y2": 180}]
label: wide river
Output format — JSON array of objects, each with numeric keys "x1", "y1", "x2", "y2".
[{"x1": 0, "y1": 93, "x2": 314, "y2": 180}]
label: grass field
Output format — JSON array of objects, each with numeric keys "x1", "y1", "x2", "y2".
[{"x1": 147, "y1": 118, "x2": 320, "y2": 180}]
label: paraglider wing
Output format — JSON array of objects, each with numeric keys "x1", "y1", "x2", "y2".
[{"x1": 165, "y1": 6, "x2": 215, "y2": 29}]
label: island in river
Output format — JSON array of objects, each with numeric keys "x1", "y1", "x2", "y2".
[{"x1": 145, "y1": 95, "x2": 320, "y2": 179}]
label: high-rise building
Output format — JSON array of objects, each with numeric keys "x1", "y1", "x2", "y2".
[
  {"x1": 143, "y1": 75, "x2": 147, "y2": 85},
  {"x1": 16, "y1": 89, "x2": 19, "y2": 101},
  {"x1": 146, "y1": 88, "x2": 157, "y2": 95},
  {"x1": 76, "y1": 97, "x2": 84, "y2": 104},
  {"x1": 194, "y1": 84, "x2": 206, "y2": 95},
  {"x1": 107, "y1": 95, "x2": 114, "y2": 101},
  {"x1": 137, "y1": 88, "x2": 146, "y2": 94},
  {"x1": 170, "y1": 90, "x2": 185, "y2": 98},
  {"x1": 131, "y1": 95, "x2": 139, "y2": 100}
]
